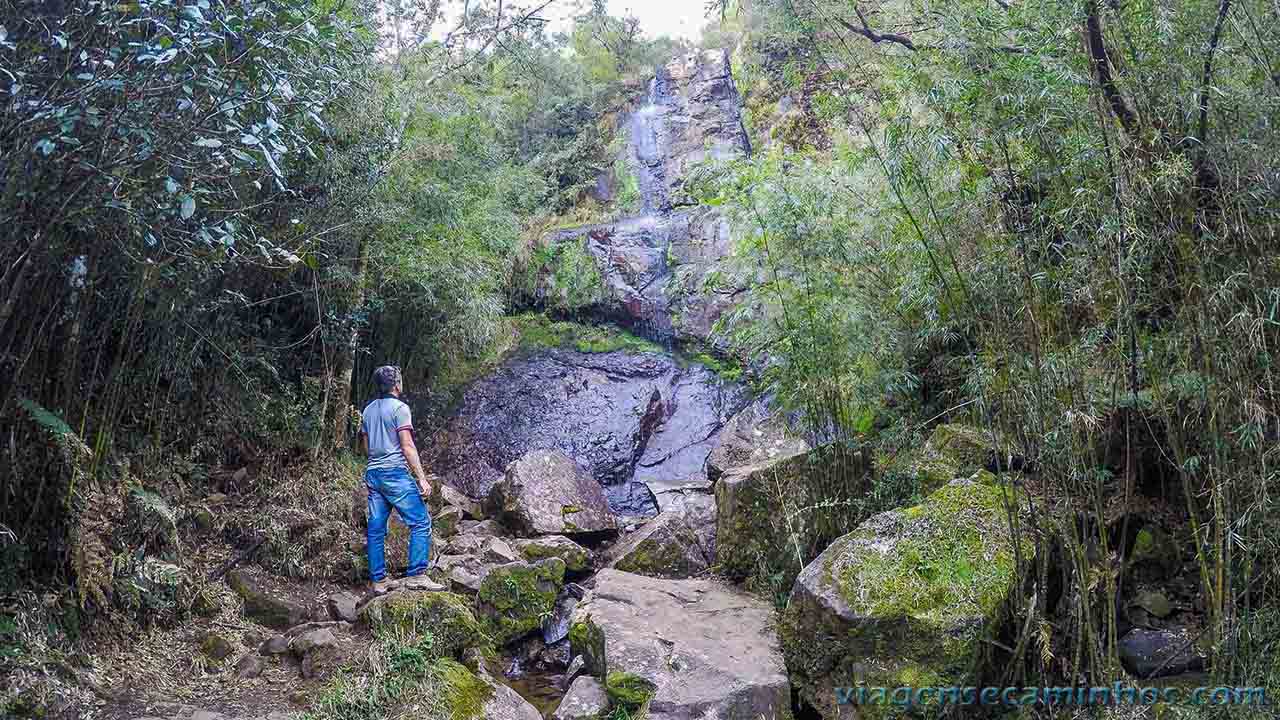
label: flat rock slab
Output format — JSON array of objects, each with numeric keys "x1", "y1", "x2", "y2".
[{"x1": 570, "y1": 569, "x2": 791, "y2": 720}]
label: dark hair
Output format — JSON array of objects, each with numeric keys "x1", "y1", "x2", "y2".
[{"x1": 372, "y1": 365, "x2": 402, "y2": 394}]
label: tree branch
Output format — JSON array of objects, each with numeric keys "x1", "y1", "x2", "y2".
[
  {"x1": 1084, "y1": 1, "x2": 1136, "y2": 135},
  {"x1": 834, "y1": 6, "x2": 918, "y2": 51}
]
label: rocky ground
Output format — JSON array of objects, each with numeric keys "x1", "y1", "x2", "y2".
[{"x1": 90, "y1": 407, "x2": 1210, "y2": 720}]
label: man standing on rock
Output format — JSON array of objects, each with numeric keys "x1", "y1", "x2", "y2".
[{"x1": 359, "y1": 365, "x2": 444, "y2": 594}]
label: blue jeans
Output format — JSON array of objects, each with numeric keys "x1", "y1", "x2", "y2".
[{"x1": 365, "y1": 466, "x2": 431, "y2": 582}]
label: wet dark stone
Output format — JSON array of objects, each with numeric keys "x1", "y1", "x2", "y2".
[
  {"x1": 423, "y1": 347, "x2": 747, "y2": 517},
  {"x1": 1118, "y1": 628, "x2": 1206, "y2": 678}
]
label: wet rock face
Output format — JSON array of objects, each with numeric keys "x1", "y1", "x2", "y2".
[
  {"x1": 632, "y1": 48, "x2": 751, "y2": 212},
  {"x1": 540, "y1": 185, "x2": 747, "y2": 349},
  {"x1": 528, "y1": 49, "x2": 754, "y2": 350},
  {"x1": 425, "y1": 347, "x2": 747, "y2": 516}
]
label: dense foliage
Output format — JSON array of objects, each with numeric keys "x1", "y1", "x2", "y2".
[
  {"x1": 4, "y1": 0, "x2": 1278, "y2": 715},
  {"x1": 701, "y1": 0, "x2": 1280, "y2": 705},
  {"x1": 0, "y1": 0, "x2": 675, "y2": 630}
]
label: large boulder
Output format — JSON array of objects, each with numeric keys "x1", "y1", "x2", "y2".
[
  {"x1": 705, "y1": 397, "x2": 809, "y2": 482},
  {"x1": 716, "y1": 443, "x2": 872, "y2": 592},
  {"x1": 476, "y1": 557, "x2": 567, "y2": 646},
  {"x1": 781, "y1": 477, "x2": 1029, "y2": 719},
  {"x1": 488, "y1": 450, "x2": 618, "y2": 537},
  {"x1": 568, "y1": 569, "x2": 792, "y2": 720},
  {"x1": 877, "y1": 423, "x2": 1004, "y2": 496},
  {"x1": 608, "y1": 493, "x2": 716, "y2": 578},
  {"x1": 358, "y1": 590, "x2": 486, "y2": 659}
]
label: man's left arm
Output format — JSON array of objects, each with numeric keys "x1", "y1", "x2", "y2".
[
  {"x1": 393, "y1": 403, "x2": 431, "y2": 497},
  {"x1": 398, "y1": 429, "x2": 431, "y2": 496}
]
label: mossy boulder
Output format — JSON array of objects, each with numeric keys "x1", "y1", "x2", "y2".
[
  {"x1": 511, "y1": 536, "x2": 592, "y2": 574},
  {"x1": 432, "y1": 657, "x2": 542, "y2": 720},
  {"x1": 1130, "y1": 525, "x2": 1182, "y2": 575},
  {"x1": 434, "y1": 657, "x2": 497, "y2": 720},
  {"x1": 877, "y1": 424, "x2": 1003, "y2": 497},
  {"x1": 926, "y1": 424, "x2": 1000, "y2": 471},
  {"x1": 226, "y1": 567, "x2": 308, "y2": 630},
  {"x1": 781, "y1": 476, "x2": 1029, "y2": 719},
  {"x1": 359, "y1": 590, "x2": 487, "y2": 660},
  {"x1": 716, "y1": 443, "x2": 872, "y2": 593},
  {"x1": 475, "y1": 557, "x2": 566, "y2": 646},
  {"x1": 609, "y1": 494, "x2": 715, "y2": 579},
  {"x1": 199, "y1": 631, "x2": 235, "y2": 662}
]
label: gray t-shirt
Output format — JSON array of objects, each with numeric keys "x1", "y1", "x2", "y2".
[{"x1": 361, "y1": 397, "x2": 412, "y2": 471}]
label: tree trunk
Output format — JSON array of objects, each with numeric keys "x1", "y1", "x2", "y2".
[{"x1": 328, "y1": 233, "x2": 370, "y2": 449}]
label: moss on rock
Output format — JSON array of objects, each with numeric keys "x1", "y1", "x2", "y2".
[
  {"x1": 877, "y1": 424, "x2": 1002, "y2": 497},
  {"x1": 475, "y1": 557, "x2": 565, "y2": 646},
  {"x1": 199, "y1": 631, "x2": 234, "y2": 662},
  {"x1": 716, "y1": 443, "x2": 872, "y2": 596},
  {"x1": 782, "y1": 476, "x2": 1029, "y2": 719},
  {"x1": 1131, "y1": 525, "x2": 1181, "y2": 575},
  {"x1": 226, "y1": 567, "x2": 307, "y2": 630},
  {"x1": 433, "y1": 658, "x2": 495, "y2": 720},
  {"x1": 568, "y1": 614, "x2": 606, "y2": 676},
  {"x1": 512, "y1": 536, "x2": 592, "y2": 574},
  {"x1": 610, "y1": 510, "x2": 711, "y2": 579},
  {"x1": 359, "y1": 591, "x2": 487, "y2": 660},
  {"x1": 604, "y1": 671, "x2": 656, "y2": 711}
]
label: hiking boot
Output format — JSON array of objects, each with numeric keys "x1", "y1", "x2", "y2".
[
  {"x1": 370, "y1": 578, "x2": 398, "y2": 596},
  {"x1": 401, "y1": 574, "x2": 445, "y2": 591}
]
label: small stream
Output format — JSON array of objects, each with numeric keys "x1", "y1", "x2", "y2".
[{"x1": 488, "y1": 652, "x2": 569, "y2": 718}]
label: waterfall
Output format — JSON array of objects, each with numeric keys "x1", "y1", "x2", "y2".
[{"x1": 630, "y1": 72, "x2": 673, "y2": 214}]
